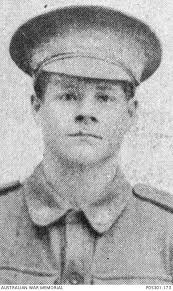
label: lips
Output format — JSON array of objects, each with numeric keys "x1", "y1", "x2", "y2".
[{"x1": 68, "y1": 131, "x2": 102, "y2": 140}]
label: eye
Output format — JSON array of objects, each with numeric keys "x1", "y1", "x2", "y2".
[
  {"x1": 60, "y1": 92, "x2": 78, "y2": 101},
  {"x1": 97, "y1": 93, "x2": 111, "y2": 102}
]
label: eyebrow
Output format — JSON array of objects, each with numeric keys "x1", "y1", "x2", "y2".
[
  {"x1": 95, "y1": 83, "x2": 115, "y2": 91},
  {"x1": 95, "y1": 80, "x2": 127, "y2": 91},
  {"x1": 51, "y1": 78, "x2": 79, "y2": 89}
]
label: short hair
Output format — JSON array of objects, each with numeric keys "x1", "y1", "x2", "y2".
[
  {"x1": 33, "y1": 71, "x2": 51, "y2": 101},
  {"x1": 33, "y1": 72, "x2": 136, "y2": 101}
]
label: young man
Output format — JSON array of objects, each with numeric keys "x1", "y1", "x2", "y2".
[{"x1": 0, "y1": 5, "x2": 173, "y2": 285}]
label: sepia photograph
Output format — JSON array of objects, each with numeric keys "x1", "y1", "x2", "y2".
[{"x1": 0, "y1": 0, "x2": 173, "y2": 285}]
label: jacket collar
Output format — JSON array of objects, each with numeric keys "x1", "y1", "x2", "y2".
[{"x1": 23, "y1": 163, "x2": 132, "y2": 234}]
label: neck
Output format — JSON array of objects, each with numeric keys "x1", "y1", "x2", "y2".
[{"x1": 42, "y1": 151, "x2": 120, "y2": 207}]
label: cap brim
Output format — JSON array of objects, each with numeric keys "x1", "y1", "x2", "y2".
[{"x1": 40, "y1": 56, "x2": 133, "y2": 82}]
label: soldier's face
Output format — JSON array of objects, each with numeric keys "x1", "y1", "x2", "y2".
[{"x1": 33, "y1": 74, "x2": 136, "y2": 165}]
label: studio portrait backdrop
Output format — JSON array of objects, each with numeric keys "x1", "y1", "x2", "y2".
[{"x1": 0, "y1": 0, "x2": 173, "y2": 192}]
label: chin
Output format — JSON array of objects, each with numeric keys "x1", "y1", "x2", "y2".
[{"x1": 58, "y1": 145, "x2": 104, "y2": 166}]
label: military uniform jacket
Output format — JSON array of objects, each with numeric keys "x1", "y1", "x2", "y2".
[{"x1": 0, "y1": 163, "x2": 173, "y2": 285}]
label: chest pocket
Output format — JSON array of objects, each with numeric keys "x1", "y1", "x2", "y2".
[{"x1": 0, "y1": 268, "x2": 58, "y2": 284}]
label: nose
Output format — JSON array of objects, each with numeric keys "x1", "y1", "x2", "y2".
[
  {"x1": 74, "y1": 95, "x2": 98, "y2": 124},
  {"x1": 75, "y1": 114, "x2": 98, "y2": 124}
]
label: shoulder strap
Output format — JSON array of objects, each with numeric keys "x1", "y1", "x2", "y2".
[
  {"x1": 133, "y1": 184, "x2": 173, "y2": 212},
  {"x1": 0, "y1": 180, "x2": 22, "y2": 195}
]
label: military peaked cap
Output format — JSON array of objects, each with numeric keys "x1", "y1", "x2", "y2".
[{"x1": 10, "y1": 5, "x2": 162, "y2": 85}]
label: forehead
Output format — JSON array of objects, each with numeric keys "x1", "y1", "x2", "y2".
[{"x1": 47, "y1": 73, "x2": 126, "y2": 90}]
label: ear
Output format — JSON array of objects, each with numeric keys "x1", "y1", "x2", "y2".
[
  {"x1": 125, "y1": 99, "x2": 138, "y2": 133},
  {"x1": 31, "y1": 94, "x2": 42, "y2": 111},
  {"x1": 127, "y1": 99, "x2": 138, "y2": 118},
  {"x1": 31, "y1": 94, "x2": 42, "y2": 126}
]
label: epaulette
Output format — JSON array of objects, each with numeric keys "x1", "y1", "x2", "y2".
[
  {"x1": 133, "y1": 184, "x2": 173, "y2": 213},
  {"x1": 0, "y1": 180, "x2": 22, "y2": 196}
]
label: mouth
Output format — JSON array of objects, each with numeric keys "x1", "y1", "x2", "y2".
[{"x1": 67, "y1": 131, "x2": 103, "y2": 140}]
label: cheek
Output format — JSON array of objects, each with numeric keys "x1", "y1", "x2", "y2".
[
  {"x1": 102, "y1": 106, "x2": 130, "y2": 137},
  {"x1": 40, "y1": 103, "x2": 74, "y2": 131}
]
